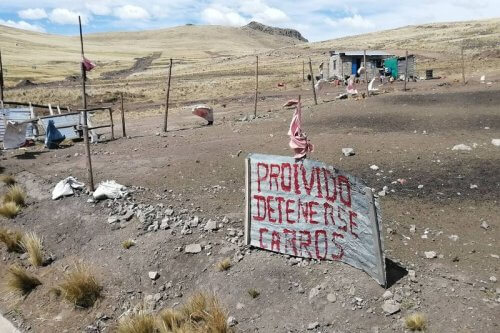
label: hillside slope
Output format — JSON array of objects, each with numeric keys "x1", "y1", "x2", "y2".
[{"x1": 0, "y1": 24, "x2": 302, "y2": 83}]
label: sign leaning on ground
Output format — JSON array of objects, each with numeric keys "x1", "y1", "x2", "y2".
[{"x1": 245, "y1": 153, "x2": 386, "y2": 286}]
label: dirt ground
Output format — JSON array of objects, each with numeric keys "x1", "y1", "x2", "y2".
[{"x1": 0, "y1": 77, "x2": 499, "y2": 332}]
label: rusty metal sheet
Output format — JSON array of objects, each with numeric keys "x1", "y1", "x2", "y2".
[{"x1": 245, "y1": 153, "x2": 386, "y2": 286}]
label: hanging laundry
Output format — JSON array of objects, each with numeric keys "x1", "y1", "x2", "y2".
[
  {"x1": 82, "y1": 57, "x2": 96, "y2": 71},
  {"x1": 45, "y1": 119, "x2": 66, "y2": 149}
]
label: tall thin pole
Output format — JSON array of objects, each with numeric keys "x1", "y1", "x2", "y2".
[
  {"x1": 461, "y1": 46, "x2": 465, "y2": 84},
  {"x1": 308, "y1": 58, "x2": 317, "y2": 105},
  {"x1": 254, "y1": 55, "x2": 259, "y2": 118},
  {"x1": 120, "y1": 92, "x2": 126, "y2": 137},
  {"x1": 78, "y1": 16, "x2": 94, "y2": 191},
  {"x1": 163, "y1": 58, "x2": 173, "y2": 132},
  {"x1": 363, "y1": 50, "x2": 368, "y2": 96},
  {"x1": 0, "y1": 49, "x2": 4, "y2": 101},
  {"x1": 302, "y1": 60, "x2": 305, "y2": 82},
  {"x1": 404, "y1": 50, "x2": 409, "y2": 91}
]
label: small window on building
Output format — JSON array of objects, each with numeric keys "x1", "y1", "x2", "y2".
[{"x1": 333, "y1": 60, "x2": 336, "y2": 70}]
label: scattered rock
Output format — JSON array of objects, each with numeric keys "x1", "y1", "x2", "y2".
[
  {"x1": 418, "y1": 184, "x2": 424, "y2": 189},
  {"x1": 148, "y1": 271, "x2": 159, "y2": 280},
  {"x1": 227, "y1": 316, "x2": 238, "y2": 327},
  {"x1": 307, "y1": 322, "x2": 320, "y2": 330},
  {"x1": 452, "y1": 144, "x2": 472, "y2": 151},
  {"x1": 342, "y1": 148, "x2": 355, "y2": 156},
  {"x1": 204, "y1": 219, "x2": 218, "y2": 231},
  {"x1": 490, "y1": 276, "x2": 497, "y2": 283},
  {"x1": 382, "y1": 290, "x2": 393, "y2": 300},
  {"x1": 108, "y1": 216, "x2": 119, "y2": 224},
  {"x1": 165, "y1": 208, "x2": 174, "y2": 216},
  {"x1": 382, "y1": 300, "x2": 401, "y2": 315},
  {"x1": 424, "y1": 251, "x2": 437, "y2": 259},
  {"x1": 309, "y1": 287, "x2": 320, "y2": 300},
  {"x1": 491, "y1": 139, "x2": 500, "y2": 147},
  {"x1": 185, "y1": 243, "x2": 202, "y2": 254},
  {"x1": 449, "y1": 235, "x2": 459, "y2": 241},
  {"x1": 480, "y1": 221, "x2": 490, "y2": 230},
  {"x1": 370, "y1": 165, "x2": 379, "y2": 171},
  {"x1": 327, "y1": 293, "x2": 337, "y2": 303}
]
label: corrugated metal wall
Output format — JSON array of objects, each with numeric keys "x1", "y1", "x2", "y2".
[{"x1": 0, "y1": 108, "x2": 34, "y2": 142}]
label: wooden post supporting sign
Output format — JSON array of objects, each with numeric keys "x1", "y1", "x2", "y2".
[
  {"x1": 308, "y1": 58, "x2": 317, "y2": 105},
  {"x1": 163, "y1": 58, "x2": 173, "y2": 132},
  {"x1": 0, "y1": 49, "x2": 4, "y2": 101}
]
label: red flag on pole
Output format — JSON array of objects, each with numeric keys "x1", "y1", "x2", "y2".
[
  {"x1": 82, "y1": 57, "x2": 95, "y2": 71},
  {"x1": 287, "y1": 98, "x2": 313, "y2": 159}
]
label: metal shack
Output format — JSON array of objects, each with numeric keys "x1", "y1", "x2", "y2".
[{"x1": 328, "y1": 50, "x2": 393, "y2": 80}]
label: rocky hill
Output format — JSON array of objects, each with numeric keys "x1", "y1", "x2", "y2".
[{"x1": 244, "y1": 21, "x2": 308, "y2": 42}]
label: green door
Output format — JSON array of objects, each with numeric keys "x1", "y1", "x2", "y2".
[{"x1": 384, "y1": 58, "x2": 398, "y2": 78}]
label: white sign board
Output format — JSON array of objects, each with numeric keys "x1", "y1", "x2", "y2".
[{"x1": 245, "y1": 153, "x2": 386, "y2": 286}]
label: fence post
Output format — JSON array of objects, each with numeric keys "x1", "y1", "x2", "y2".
[
  {"x1": 308, "y1": 58, "x2": 318, "y2": 105},
  {"x1": 364, "y1": 50, "x2": 369, "y2": 96},
  {"x1": 254, "y1": 55, "x2": 259, "y2": 118},
  {"x1": 163, "y1": 58, "x2": 173, "y2": 132},
  {"x1": 120, "y1": 92, "x2": 126, "y2": 137},
  {"x1": 404, "y1": 50, "x2": 409, "y2": 91}
]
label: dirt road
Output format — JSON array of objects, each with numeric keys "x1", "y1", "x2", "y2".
[{"x1": 0, "y1": 80, "x2": 499, "y2": 332}]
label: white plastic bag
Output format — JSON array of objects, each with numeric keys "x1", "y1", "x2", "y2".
[
  {"x1": 52, "y1": 177, "x2": 85, "y2": 200},
  {"x1": 93, "y1": 180, "x2": 127, "y2": 200}
]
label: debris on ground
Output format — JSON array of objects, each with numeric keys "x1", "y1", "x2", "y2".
[
  {"x1": 342, "y1": 148, "x2": 355, "y2": 156},
  {"x1": 491, "y1": 139, "x2": 500, "y2": 147},
  {"x1": 52, "y1": 177, "x2": 85, "y2": 200},
  {"x1": 452, "y1": 144, "x2": 472, "y2": 151},
  {"x1": 93, "y1": 180, "x2": 127, "y2": 200}
]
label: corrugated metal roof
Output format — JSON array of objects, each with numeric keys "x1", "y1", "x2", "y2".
[
  {"x1": 333, "y1": 50, "x2": 392, "y2": 56},
  {"x1": 0, "y1": 108, "x2": 34, "y2": 142},
  {"x1": 39, "y1": 113, "x2": 81, "y2": 140}
]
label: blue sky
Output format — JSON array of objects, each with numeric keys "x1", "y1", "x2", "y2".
[{"x1": 0, "y1": 1, "x2": 499, "y2": 41}]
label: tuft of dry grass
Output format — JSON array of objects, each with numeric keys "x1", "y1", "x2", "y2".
[
  {"x1": 247, "y1": 288, "x2": 260, "y2": 299},
  {"x1": 0, "y1": 175, "x2": 16, "y2": 185},
  {"x1": 122, "y1": 239, "x2": 136, "y2": 249},
  {"x1": 405, "y1": 313, "x2": 427, "y2": 331},
  {"x1": 0, "y1": 228, "x2": 24, "y2": 252},
  {"x1": 158, "y1": 308, "x2": 184, "y2": 332},
  {"x1": 20, "y1": 232, "x2": 43, "y2": 267},
  {"x1": 158, "y1": 292, "x2": 232, "y2": 333},
  {"x1": 0, "y1": 202, "x2": 21, "y2": 218},
  {"x1": 5, "y1": 265, "x2": 41, "y2": 295},
  {"x1": 58, "y1": 263, "x2": 102, "y2": 308},
  {"x1": 216, "y1": 258, "x2": 231, "y2": 272},
  {"x1": 117, "y1": 311, "x2": 156, "y2": 333},
  {"x1": 3, "y1": 185, "x2": 26, "y2": 206}
]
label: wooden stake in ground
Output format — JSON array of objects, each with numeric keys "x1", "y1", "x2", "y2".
[
  {"x1": 254, "y1": 55, "x2": 259, "y2": 118},
  {"x1": 461, "y1": 46, "x2": 466, "y2": 84},
  {"x1": 163, "y1": 58, "x2": 173, "y2": 132},
  {"x1": 0, "y1": 49, "x2": 4, "y2": 101},
  {"x1": 302, "y1": 60, "x2": 305, "y2": 82},
  {"x1": 404, "y1": 50, "x2": 409, "y2": 91},
  {"x1": 308, "y1": 58, "x2": 317, "y2": 105},
  {"x1": 364, "y1": 50, "x2": 369, "y2": 96},
  {"x1": 78, "y1": 16, "x2": 94, "y2": 192},
  {"x1": 120, "y1": 92, "x2": 126, "y2": 137}
]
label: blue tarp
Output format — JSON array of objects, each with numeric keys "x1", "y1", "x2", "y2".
[{"x1": 45, "y1": 120, "x2": 66, "y2": 149}]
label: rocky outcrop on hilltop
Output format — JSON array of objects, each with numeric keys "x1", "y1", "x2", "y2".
[{"x1": 244, "y1": 21, "x2": 308, "y2": 42}]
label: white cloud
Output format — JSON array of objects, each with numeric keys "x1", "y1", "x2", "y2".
[
  {"x1": 325, "y1": 14, "x2": 375, "y2": 30},
  {"x1": 85, "y1": 2, "x2": 111, "y2": 16},
  {"x1": 202, "y1": 7, "x2": 247, "y2": 26},
  {"x1": 18, "y1": 8, "x2": 48, "y2": 20},
  {"x1": 114, "y1": 5, "x2": 150, "y2": 20},
  {"x1": 251, "y1": 7, "x2": 289, "y2": 25},
  {"x1": 49, "y1": 8, "x2": 89, "y2": 25},
  {"x1": 0, "y1": 19, "x2": 45, "y2": 32}
]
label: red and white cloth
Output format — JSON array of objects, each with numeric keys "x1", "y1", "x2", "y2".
[
  {"x1": 192, "y1": 105, "x2": 214, "y2": 122},
  {"x1": 82, "y1": 57, "x2": 96, "y2": 71},
  {"x1": 287, "y1": 99, "x2": 314, "y2": 159}
]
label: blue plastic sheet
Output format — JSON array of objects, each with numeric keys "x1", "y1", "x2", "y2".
[{"x1": 45, "y1": 120, "x2": 66, "y2": 149}]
